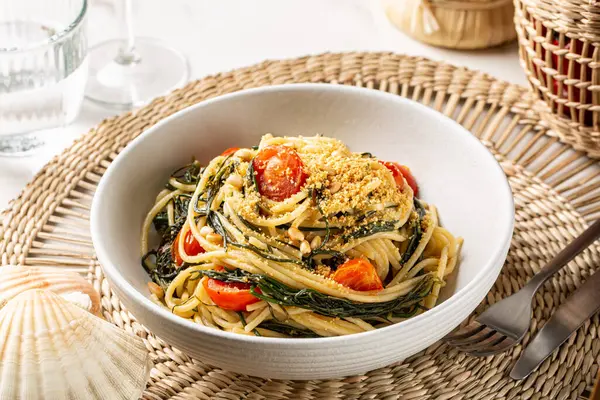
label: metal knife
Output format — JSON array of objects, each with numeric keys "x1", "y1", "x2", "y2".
[{"x1": 510, "y1": 269, "x2": 600, "y2": 380}]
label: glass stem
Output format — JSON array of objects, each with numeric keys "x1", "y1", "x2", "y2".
[{"x1": 115, "y1": 0, "x2": 140, "y2": 64}]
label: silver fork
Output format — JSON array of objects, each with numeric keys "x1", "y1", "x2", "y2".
[{"x1": 444, "y1": 219, "x2": 600, "y2": 357}]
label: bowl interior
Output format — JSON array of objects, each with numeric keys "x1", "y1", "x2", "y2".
[{"x1": 93, "y1": 84, "x2": 513, "y2": 329}]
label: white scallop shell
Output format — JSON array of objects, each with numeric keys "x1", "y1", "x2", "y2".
[
  {"x1": 0, "y1": 266, "x2": 101, "y2": 315},
  {"x1": 0, "y1": 289, "x2": 152, "y2": 400}
]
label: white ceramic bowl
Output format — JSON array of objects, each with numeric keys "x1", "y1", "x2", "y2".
[{"x1": 91, "y1": 84, "x2": 514, "y2": 380}]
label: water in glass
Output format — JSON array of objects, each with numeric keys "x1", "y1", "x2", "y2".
[{"x1": 0, "y1": 0, "x2": 88, "y2": 156}]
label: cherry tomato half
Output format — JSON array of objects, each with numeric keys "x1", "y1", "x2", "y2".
[
  {"x1": 172, "y1": 229, "x2": 205, "y2": 266},
  {"x1": 202, "y1": 278, "x2": 260, "y2": 311},
  {"x1": 379, "y1": 161, "x2": 419, "y2": 197},
  {"x1": 332, "y1": 258, "x2": 383, "y2": 291},
  {"x1": 252, "y1": 145, "x2": 307, "y2": 201},
  {"x1": 220, "y1": 147, "x2": 240, "y2": 157}
]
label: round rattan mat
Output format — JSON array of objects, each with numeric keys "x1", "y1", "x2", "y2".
[{"x1": 1, "y1": 52, "x2": 600, "y2": 400}]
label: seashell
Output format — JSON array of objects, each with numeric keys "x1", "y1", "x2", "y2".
[
  {"x1": 0, "y1": 266, "x2": 101, "y2": 315},
  {"x1": 0, "y1": 289, "x2": 151, "y2": 400}
]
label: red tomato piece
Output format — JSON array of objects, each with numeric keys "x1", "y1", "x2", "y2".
[
  {"x1": 202, "y1": 278, "x2": 260, "y2": 311},
  {"x1": 379, "y1": 161, "x2": 404, "y2": 187},
  {"x1": 252, "y1": 145, "x2": 307, "y2": 201},
  {"x1": 220, "y1": 147, "x2": 240, "y2": 157},
  {"x1": 332, "y1": 258, "x2": 383, "y2": 291},
  {"x1": 397, "y1": 165, "x2": 418, "y2": 196},
  {"x1": 379, "y1": 161, "x2": 419, "y2": 196},
  {"x1": 172, "y1": 229, "x2": 205, "y2": 266}
]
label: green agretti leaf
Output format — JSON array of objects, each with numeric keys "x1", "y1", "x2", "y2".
[
  {"x1": 200, "y1": 269, "x2": 434, "y2": 319},
  {"x1": 400, "y1": 198, "x2": 426, "y2": 265}
]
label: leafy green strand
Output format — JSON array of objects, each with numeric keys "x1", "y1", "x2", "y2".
[{"x1": 200, "y1": 269, "x2": 434, "y2": 319}]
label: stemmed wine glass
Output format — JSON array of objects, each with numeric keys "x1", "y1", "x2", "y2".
[{"x1": 85, "y1": 0, "x2": 189, "y2": 108}]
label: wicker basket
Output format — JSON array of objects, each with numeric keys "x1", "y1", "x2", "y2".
[
  {"x1": 514, "y1": 0, "x2": 600, "y2": 158},
  {"x1": 382, "y1": 0, "x2": 516, "y2": 49}
]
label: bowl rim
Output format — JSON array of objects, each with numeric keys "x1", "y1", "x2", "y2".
[{"x1": 91, "y1": 83, "x2": 514, "y2": 346}]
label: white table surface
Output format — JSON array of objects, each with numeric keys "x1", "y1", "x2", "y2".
[{"x1": 0, "y1": 0, "x2": 527, "y2": 212}]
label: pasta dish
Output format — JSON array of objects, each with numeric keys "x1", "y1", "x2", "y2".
[{"x1": 141, "y1": 134, "x2": 462, "y2": 337}]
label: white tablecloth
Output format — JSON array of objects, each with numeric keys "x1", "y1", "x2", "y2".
[{"x1": 0, "y1": 0, "x2": 527, "y2": 211}]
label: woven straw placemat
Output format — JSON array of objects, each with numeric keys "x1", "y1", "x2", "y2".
[{"x1": 1, "y1": 52, "x2": 600, "y2": 400}]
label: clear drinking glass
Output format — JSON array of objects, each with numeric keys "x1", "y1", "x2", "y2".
[
  {"x1": 85, "y1": 0, "x2": 189, "y2": 108},
  {"x1": 0, "y1": 0, "x2": 88, "y2": 156}
]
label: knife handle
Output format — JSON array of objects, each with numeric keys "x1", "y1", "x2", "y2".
[
  {"x1": 527, "y1": 219, "x2": 600, "y2": 293},
  {"x1": 511, "y1": 269, "x2": 600, "y2": 380}
]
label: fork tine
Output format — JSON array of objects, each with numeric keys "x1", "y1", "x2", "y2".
[
  {"x1": 468, "y1": 336, "x2": 518, "y2": 357},
  {"x1": 444, "y1": 321, "x2": 485, "y2": 341},
  {"x1": 454, "y1": 331, "x2": 507, "y2": 353},
  {"x1": 445, "y1": 325, "x2": 496, "y2": 346}
]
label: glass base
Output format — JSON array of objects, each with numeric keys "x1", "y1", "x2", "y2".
[
  {"x1": 85, "y1": 38, "x2": 189, "y2": 108},
  {"x1": 0, "y1": 132, "x2": 44, "y2": 157}
]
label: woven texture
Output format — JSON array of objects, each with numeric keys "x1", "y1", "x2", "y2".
[
  {"x1": 1, "y1": 52, "x2": 600, "y2": 400},
  {"x1": 514, "y1": 0, "x2": 600, "y2": 158},
  {"x1": 383, "y1": 0, "x2": 516, "y2": 49}
]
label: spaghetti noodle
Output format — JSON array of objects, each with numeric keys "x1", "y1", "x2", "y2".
[{"x1": 141, "y1": 135, "x2": 462, "y2": 337}]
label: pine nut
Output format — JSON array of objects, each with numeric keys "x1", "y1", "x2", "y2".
[
  {"x1": 207, "y1": 233, "x2": 223, "y2": 244},
  {"x1": 147, "y1": 282, "x2": 164, "y2": 299},
  {"x1": 329, "y1": 181, "x2": 342, "y2": 194},
  {"x1": 200, "y1": 226, "x2": 214, "y2": 236},
  {"x1": 322, "y1": 165, "x2": 336, "y2": 175},
  {"x1": 300, "y1": 240, "x2": 312, "y2": 255},
  {"x1": 287, "y1": 226, "x2": 305, "y2": 242},
  {"x1": 371, "y1": 161, "x2": 383, "y2": 170},
  {"x1": 226, "y1": 174, "x2": 243, "y2": 189},
  {"x1": 310, "y1": 235, "x2": 322, "y2": 250},
  {"x1": 234, "y1": 148, "x2": 254, "y2": 161}
]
